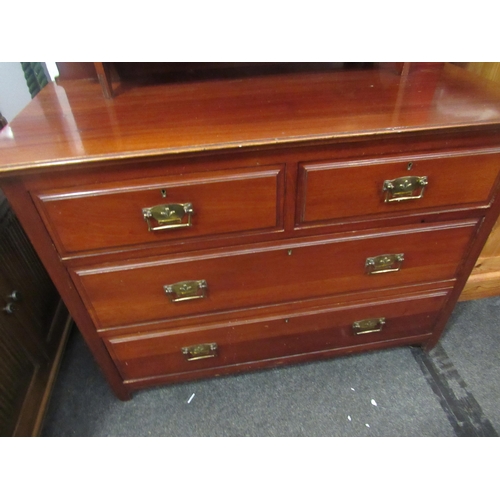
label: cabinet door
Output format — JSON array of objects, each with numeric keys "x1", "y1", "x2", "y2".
[
  {"x1": 0, "y1": 283, "x2": 43, "y2": 437},
  {"x1": 0, "y1": 197, "x2": 59, "y2": 349},
  {"x1": 0, "y1": 194, "x2": 67, "y2": 436}
]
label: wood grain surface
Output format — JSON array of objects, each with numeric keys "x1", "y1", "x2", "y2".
[
  {"x1": 2, "y1": 63, "x2": 500, "y2": 173},
  {"x1": 106, "y1": 288, "x2": 449, "y2": 383},
  {"x1": 2, "y1": 63, "x2": 500, "y2": 397},
  {"x1": 73, "y1": 220, "x2": 478, "y2": 331}
]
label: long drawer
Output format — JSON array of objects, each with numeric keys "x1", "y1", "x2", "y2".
[
  {"x1": 104, "y1": 287, "x2": 450, "y2": 382},
  {"x1": 73, "y1": 220, "x2": 478, "y2": 330},
  {"x1": 33, "y1": 165, "x2": 285, "y2": 255},
  {"x1": 297, "y1": 152, "x2": 500, "y2": 225}
]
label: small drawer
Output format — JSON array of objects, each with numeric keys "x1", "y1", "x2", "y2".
[
  {"x1": 104, "y1": 288, "x2": 450, "y2": 382},
  {"x1": 72, "y1": 219, "x2": 478, "y2": 330},
  {"x1": 297, "y1": 152, "x2": 500, "y2": 225},
  {"x1": 33, "y1": 165, "x2": 284, "y2": 255}
]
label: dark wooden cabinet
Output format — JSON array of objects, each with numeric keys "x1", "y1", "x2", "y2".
[
  {"x1": 0, "y1": 191, "x2": 72, "y2": 436},
  {"x1": 2, "y1": 63, "x2": 500, "y2": 401}
]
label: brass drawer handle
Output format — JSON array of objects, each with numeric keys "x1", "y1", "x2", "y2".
[
  {"x1": 383, "y1": 176, "x2": 428, "y2": 203},
  {"x1": 365, "y1": 253, "x2": 404, "y2": 274},
  {"x1": 352, "y1": 317, "x2": 386, "y2": 335},
  {"x1": 164, "y1": 280, "x2": 207, "y2": 302},
  {"x1": 142, "y1": 203, "x2": 194, "y2": 231},
  {"x1": 182, "y1": 343, "x2": 218, "y2": 361}
]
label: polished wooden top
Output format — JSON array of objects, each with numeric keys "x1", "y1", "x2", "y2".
[{"x1": 2, "y1": 63, "x2": 500, "y2": 175}]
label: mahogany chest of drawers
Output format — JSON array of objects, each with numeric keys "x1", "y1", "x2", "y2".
[{"x1": 2, "y1": 63, "x2": 500, "y2": 400}]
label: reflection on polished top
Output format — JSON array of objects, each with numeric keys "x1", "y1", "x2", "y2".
[{"x1": 2, "y1": 63, "x2": 500, "y2": 174}]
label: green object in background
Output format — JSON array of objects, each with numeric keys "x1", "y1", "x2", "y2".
[
  {"x1": 21, "y1": 62, "x2": 49, "y2": 98},
  {"x1": 0, "y1": 112, "x2": 7, "y2": 129}
]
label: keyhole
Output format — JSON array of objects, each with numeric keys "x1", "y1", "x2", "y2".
[
  {"x1": 160, "y1": 189, "x2": 167, "y2": 198},
  {"x1": 407, "y1": 162, "x2": 413, "y2": 171}
]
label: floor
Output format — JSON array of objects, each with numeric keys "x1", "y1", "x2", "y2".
[{"x1": 41, "y1": 296, "x2": 500, "y2": 437}]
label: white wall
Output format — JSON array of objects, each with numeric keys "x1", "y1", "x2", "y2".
[{"x1": 0, "y1": 62, "x2": 32, "y2": 122}]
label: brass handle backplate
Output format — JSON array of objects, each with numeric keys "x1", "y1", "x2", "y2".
[
  {"x1": 142, "y1": 203, "x2": 194, "y2": 231},
  {"x1": 365, "y1": 253, "x2": 404, "y2": 274},
  {"x1": 352, "y1": 317, "x2": 386, "y2": 335},
  {"x1": 383, "y1": 176, "x2": 428, "y2": 203},
  {"x1": 181, "y1": 343, "x2": 218, "y2": 361},
  {"x1": 164, "y1": 280, "x2": 207, "y2": 302}
]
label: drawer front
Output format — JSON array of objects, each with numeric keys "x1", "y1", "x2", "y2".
[
  {"x1": 105, "y1": 288, "x2": 450, "y2": 382},
  {"x1": 73, "y1": 220, "x2": 478, "y2": 330},
  {"x1": 298, "y1": 152, "x2": 500, "y2": 225},
  {"x1": 34, "y1": 165, "x2": 284, "y2": 255}
]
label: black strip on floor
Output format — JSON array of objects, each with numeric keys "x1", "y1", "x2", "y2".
[{"x1": 411, "y1": 344, "x2": 498, "y2": 437}]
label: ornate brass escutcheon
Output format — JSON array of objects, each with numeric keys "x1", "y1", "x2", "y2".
[
  {"x1": 142, "y1": 202, "x2": 194, "y2": 231},
  {"x1": 181, "y1": 343, "x2": 218, "y2": 361},
  {"x1": 365, "y1": 253, "x2": 404, "y2": 274},
  {"x1": 383, "y1": 175, "x2": 428, "y2": 202},
  {"x1": 164, "y1": 280, "x2": 208, "y2": 302},
  {"x1": 352, "y1": 317, "x2": 386, "y2": 335}
]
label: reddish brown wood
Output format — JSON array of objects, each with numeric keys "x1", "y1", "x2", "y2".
[
  {"x1": 0, "y1": 180, "x2": 132, "y2": 400},
  {"x1": 1, "y1": 63, "x2": 500, "y2": 398},
  {"x1": 94, "y1": 62, "x2": 114, "y2": 99},
  {"x1": 378, "y1": 63, "x2": 407, "y2": 75},
  {"x1": 298, "y1": 151, "x2": 500, "y2": 226},
  {"x1": 73, "y1": 220, "x2": 477, "y2": 331},
  {"x1": 106, "y1": 288, "x2": 449, "y2": 382},
  {"x1": 33, "y1": 165, "x2": 285, "y2": 256},
  {"x1": 2, "y1": 64, "x2": 500, "y2": 175},
  {"x1": 55, "y1": 62, "x2": 97, "y2": 81},
  {"x1": 123, "y1": 331, "x2": 435, "y2": 390},
  {"x1": 97, "y1": 280, "x2": 456, "y2": 338}
]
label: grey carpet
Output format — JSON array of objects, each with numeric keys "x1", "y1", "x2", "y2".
[
  {"x1": 41, "y1": 297, "x2": 500, "y2": 437},
  {"x1": 439, "y1": 296, "x2": 500, "y2": 432}
]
